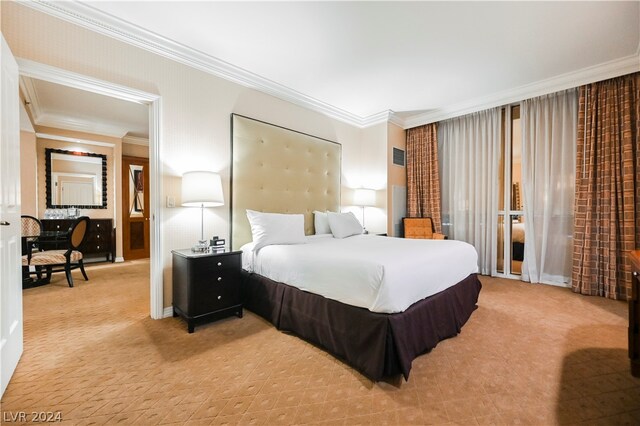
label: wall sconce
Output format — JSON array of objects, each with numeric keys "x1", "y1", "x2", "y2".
[
  {"x1": 353, "y1": 188, "x2": 376, "y2": 234},
  {"x1": 181, "y1": 171, "x2": 224, "y2": 252}
]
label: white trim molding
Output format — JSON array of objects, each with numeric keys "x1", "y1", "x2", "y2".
[
  {"x1": 122, "y1": 135, "x2": 149, "y2": 146},
  {"x1": 36, "y1": 132, "x2": 116, "y2": 148},
  {"x1": 21, "y1": 73, "x2": 133, "y2": 137},
  {"x1": 403, "y1": 53, "x2": 640, "y2": 129},
  {"x1": 162, "y1": 306, "x2": 174, "y2": 319},
  {"x1": 19, "y1": 75, "x2": 44, "y2": 119},
  {"x1": 34, "y1": 113, "x2": 130, "y2": 138},
  {"x1": 19, "y1": 58, "x2": 165, "y2": 320},
  {"x1": 21, "y1": 0, "x2": 368, "y2": 127},
  {"x1": 20, "y1": 0, "x2": 640, "y2": 131}
]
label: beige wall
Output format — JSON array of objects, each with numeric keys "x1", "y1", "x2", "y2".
[
  {"x1": 387, "y1": 123, "x2": 406, "y2": 236},
  {"x1": 122, "y1": 142, "x2": 149, "y2": 159},
  {"x1": 2, "y1": 2, "x2": 388, "y2": 308},
  {"x1": 20, "y1": 130, "x2": 37, "y2": 217},
  {"x1": 351, "y1": 122, "x2": 387, "y2": 234}
]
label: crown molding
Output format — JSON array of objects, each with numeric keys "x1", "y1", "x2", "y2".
[
  {"x1": 388, "y1": 112, "x2": 406, "y2": 128},
  {"x1": 21, "y1": 0, "x2": 368, "y2": 127},
  {"x1": 36, "y1": 132, "x2": 116, "y2": 148},
  {"x1": 20, "y1": 1, "x2": 640, "y2": 131},
  {"x1": 122, "y1": 135, "x2": 149, "y2": 146},
  {"x1": 36, "y1": 113, "x2": 129, "y2": 138},
  {"x1": 403, "y1": 53, "x2": 640, "y2": 129},
  {"x1": 360, "y1": 110, "x2": 393, "y2": 128}
]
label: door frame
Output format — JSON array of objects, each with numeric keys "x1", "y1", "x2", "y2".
[
  {"x1": 18, "y1": 58, "x2": 165, "y2": 319},
  {"x1": 122, "y1": 155, "x2": 150, "y2": 261}
]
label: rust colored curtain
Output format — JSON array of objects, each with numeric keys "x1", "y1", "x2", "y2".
[
  {"x1": 572, "y1": 72, "x2": 640, "y2": 300},
  {"x1": 406, "y1": 124, "x2": 442, "y2": 233}
]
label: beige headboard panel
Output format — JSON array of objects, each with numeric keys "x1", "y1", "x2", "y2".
[{"x1": 231, "y1": 114, "x2": 341, "y2": 250}]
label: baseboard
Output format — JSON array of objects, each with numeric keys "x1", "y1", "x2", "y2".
[
  {"x1": 115, "y1": 257, "x2": 125, "y2": 263},
  {"x1": 162, "y1": 306, "x2": 174, "y2": 318}
]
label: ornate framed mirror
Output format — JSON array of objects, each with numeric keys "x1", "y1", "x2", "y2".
[{"x1": 45, "y1": 148, "x2": 108, "y2": 209}]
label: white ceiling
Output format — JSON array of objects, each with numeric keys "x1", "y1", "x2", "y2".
[
  {"x1": 20, "y1": 76, "x2": 149, "y2": 138},
  {"x1": 24, "y1": 1, "x2": 640, "y2": 128}
]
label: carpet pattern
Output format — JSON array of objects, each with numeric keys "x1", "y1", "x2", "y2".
[{"x1": 1, "y1": 260, "x2": 639, "y2": 425}]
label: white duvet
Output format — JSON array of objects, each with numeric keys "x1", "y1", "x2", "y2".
[{"x1": 241, "y1": 234, "x2": 478, "y2": 314}]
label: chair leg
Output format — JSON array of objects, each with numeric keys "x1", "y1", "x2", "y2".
[
  {"x1": 79, "y1": 259, "x2": 89, "y2": 281},
  {"x1": 65, "y1": 263, "x2": 74, "y2": 287},
  {"x1": 45, "y1": 266, "x2": 52, "y2": 284}
]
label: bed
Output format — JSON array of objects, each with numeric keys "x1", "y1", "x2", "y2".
[{"x1": 231, "y1": 114, "x2": 482, "y2": 380}]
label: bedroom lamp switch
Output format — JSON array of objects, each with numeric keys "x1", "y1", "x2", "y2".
[{"x1": 166, "y1": 196, "x2": 175, "y2": 208}]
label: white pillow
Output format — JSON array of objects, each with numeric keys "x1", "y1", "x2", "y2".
[
  {"x1": 327, "y1": 212, "x2": 363, "y2": 239},
  {"x1": 313, "y1": 211, "x2": 331, "y2": 234},
  {"x1": 246, "y1": 210, "x2": 306, "y2": 251}
]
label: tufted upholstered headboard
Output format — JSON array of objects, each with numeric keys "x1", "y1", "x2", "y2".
[{"x1": 231, "y1": 114, "x2": 341, "y2": 250}]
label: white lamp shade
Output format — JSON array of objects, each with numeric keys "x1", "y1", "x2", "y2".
[
  {"x1": 181, "y1": 171, "x2": 224, "y2": 207},
  {"x1": 353, "y1": 188, "x2": 376, "y2": 207}
]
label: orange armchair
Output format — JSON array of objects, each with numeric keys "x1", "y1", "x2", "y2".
[{"x1": 402, "y1": 217, "x2": 446, "y2": 240}]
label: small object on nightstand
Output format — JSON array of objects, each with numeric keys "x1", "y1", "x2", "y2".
[
  {"x1": 172, "y1": 248, "x2": 243, "y2": 333},
  {"x1": 210, "y1": 236, "x2": 226, "y2": 247}
]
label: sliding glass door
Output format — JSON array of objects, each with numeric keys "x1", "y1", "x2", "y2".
[{"x1": 497, "y1": 105, "x2": 524, "y2": 277}]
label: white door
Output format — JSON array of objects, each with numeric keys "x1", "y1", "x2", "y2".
[{"x1": 0, "y1": 34, "x2": 23, "y2": 398}]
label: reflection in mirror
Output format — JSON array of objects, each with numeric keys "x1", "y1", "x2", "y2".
[
  {"x1": 46, "y1": 148, "x2": 107, "y2": 209},
  {"x1": 129, "y1": 164, "x2": 145, "y2": 217}
]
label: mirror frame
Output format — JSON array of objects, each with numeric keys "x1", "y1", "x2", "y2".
[{"x1": 45, "y1": 148, "x2": 108, "y2": 209}]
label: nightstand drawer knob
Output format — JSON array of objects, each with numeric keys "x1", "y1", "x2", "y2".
[
  {"x1": 217, "y1": 296, "x2": 222, "y2": 300},
  {"x1": 217, "y1": 277, "x2": 222, "y2": 282},
  {"x1": 217, "y1": 262, "x2": 222, "y2": 266}
]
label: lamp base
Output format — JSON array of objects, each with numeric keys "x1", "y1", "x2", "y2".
[{"x1": 191, "y1": 240, "x2": 210, "y2": 253}]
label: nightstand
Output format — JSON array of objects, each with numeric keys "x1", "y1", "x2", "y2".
[{"x1": 172, "y1": 248, "x2": 243, "y2": 333}]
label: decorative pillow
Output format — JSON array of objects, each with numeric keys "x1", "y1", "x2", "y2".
[
  {"x1": 313, "y1": 211, "x2": 331, "y2": 234},
  {"x1": 327, "y1": 212, "x2": 363, "y2": 239},
  {"x1": 246, "y1": 210, "x2": 306, "y2": 251}
]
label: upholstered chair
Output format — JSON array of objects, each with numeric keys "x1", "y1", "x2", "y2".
[
  {"x1": 402, "y1": 217, "x2": 446, "y2": 240},
  {"x1": 22, "y1": 216, "x2": 90, "y2": 287}
]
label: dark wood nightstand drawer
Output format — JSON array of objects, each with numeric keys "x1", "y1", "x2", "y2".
[
  {"x1": 209, "y1": 254, "x2": 240, "y2": 271},
  {"x1": 190, "y1": 270, "x2": 241, "y2": 316}
]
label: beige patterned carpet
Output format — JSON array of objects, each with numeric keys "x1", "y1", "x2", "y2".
[{"x1": 1, "y1": 260, "x2": 639, "y2": 425}]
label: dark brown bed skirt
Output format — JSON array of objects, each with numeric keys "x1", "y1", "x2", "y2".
[{"x1": 241, "y1": 272, "x2": 482, "y2": 381}]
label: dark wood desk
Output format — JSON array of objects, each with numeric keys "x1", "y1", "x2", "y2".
[
  {"x1": 41, "y1": 219, "x2": 114, "y2": 262},
  {"x1": 630, "y1": 250, "x2": 640, "y2": 377}
]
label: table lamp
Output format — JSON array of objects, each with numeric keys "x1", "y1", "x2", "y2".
[
  {"x1": 182, "y1": 171, "x2": 224, "y2": 252},
  {"x1": 353, "y1": 188, "x2": 376, "y2": 233}
]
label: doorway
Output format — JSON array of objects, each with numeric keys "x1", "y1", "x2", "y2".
[
  {"x1": 17, "y1": 59, "x2": 163, "y2": 318},
  {"x1": 122, "y1": 155, "x2": 150, "y2": 260}
]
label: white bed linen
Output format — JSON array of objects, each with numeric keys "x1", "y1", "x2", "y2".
[{"x1": 241, "y1": 235, "x2": 478, "y2": 314}]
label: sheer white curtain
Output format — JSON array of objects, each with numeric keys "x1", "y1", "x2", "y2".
[
  {"x1": 438, "y1": 108, "x2": 501, "y2": 275},
  {"x1": 521, "y1": 89, "x2": 577, "y2": 285}
]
